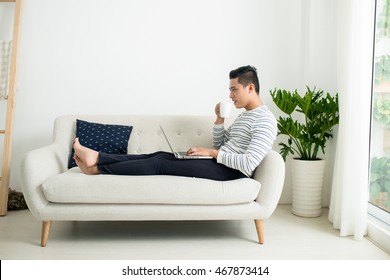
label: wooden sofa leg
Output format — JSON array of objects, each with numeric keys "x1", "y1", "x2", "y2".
[
  {"x1": 41, "y1": 221, "x2": 52, "y2": 247},
  {"x1": 254, "y1": 219, "x2": 264, "y2": 244}
]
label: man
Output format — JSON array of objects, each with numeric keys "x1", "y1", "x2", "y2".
[{"x1": 74, "y1": 65, "x2": 277, "y2": 181}]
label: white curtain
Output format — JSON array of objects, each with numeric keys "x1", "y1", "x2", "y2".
[{"x1": 328, "y1": 0, "x2": 375, "y2": 239}]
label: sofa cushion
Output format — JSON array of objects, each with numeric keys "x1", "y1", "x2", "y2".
[
  {"x1": 68, "y1": 119, "x2": 133, "y2": 168},
  {"x1": 41, "y1": 168, "x2": 261, "y2": 205}
]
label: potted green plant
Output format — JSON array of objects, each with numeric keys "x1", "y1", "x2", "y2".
[
  {"x1": 373, "y1": 96, "x2": 390, "y2": 150},
  {"x1": 373, "y1": 0, "x2": 390, "y2": 93},
  {"x1": 370, "y1": 157, "x2": 390, "y2": 211},
  {"x1": 373, "y1": 96, "x2": 390, "y2": 128},
  {"x1": 270, "y1": 86, "x2": 339, "y2": 217},
  {"x1": 374, "y1": 55, "x2": 390, "y2": 93}
]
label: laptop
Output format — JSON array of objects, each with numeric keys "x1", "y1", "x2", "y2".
[{"x1": 159, "y1": 125, "x2": 213, "y2": 159}]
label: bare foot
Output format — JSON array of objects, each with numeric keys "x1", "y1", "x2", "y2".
[
  {"x1": 74, "y1": 155, "x2": 99, "y2": 175},
  {"x1": 73, "y1": 138, "x2": 99, "y2": 167}
]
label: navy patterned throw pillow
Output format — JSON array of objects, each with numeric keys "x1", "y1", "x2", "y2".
[{"x1": 68, "y1": 119, "x2": 133, "y2": 168}]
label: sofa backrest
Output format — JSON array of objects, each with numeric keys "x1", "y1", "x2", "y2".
[{"x1": 53, "y1": 115, "x2": 216, "y2": 157}]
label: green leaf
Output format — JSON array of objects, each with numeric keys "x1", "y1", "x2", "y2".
[
  {"x1": 270, "y1": 88, "x2": 298, "y2": 115},
  {"x1": 279, "y1": 142, "x2": 294, "y2": 161},
  {"x1": 370, "y1": 157, "x2": 390, "y2": 193},
  {"x1": 277, "y1": 117, "x2": 303, "y2": 138},
  {"x1": 370, "y1": 181, "x2": 382, "y2": 199},
  {"x1": 373, "y1": 97, "x2": 390, "y2": 128}
]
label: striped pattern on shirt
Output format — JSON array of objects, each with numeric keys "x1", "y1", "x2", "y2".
[{"x1": 213, "y1": 105, "x2": 277, "y2": 177}]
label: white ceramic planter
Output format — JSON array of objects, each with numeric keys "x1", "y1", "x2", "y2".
[{"x1": 291, "y1": 158, "x2": 326, "y2": 217}]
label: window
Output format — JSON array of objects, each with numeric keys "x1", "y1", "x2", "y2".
[{"x1": 369, "y1": 0, "x2": 390, "y2": 229}]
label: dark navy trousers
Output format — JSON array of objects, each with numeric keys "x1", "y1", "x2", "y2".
[{"x1": 97, "y1": 151, "x2": 246, "y2": 181}]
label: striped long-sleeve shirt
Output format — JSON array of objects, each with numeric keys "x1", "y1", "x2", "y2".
[{"x1": 213, "y1": 105, "x2": 277, "y2": 177}]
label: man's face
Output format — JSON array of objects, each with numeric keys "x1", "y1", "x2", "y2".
[{"x1": 229, "y1": 78, "x2": 250, "y2": 109}]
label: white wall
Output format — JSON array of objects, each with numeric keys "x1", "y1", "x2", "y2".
[{"x1": 0, "y1": 0, "x2": 338, "y2": 205}]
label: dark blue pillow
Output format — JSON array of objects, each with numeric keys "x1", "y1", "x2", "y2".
[{"x1": 68, "y1": 119, "x2": 133, "y2": 168}]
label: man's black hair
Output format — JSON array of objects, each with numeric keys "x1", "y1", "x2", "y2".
[{"x1": 229, "y1": 65, "x2": 260, "y2": 94}]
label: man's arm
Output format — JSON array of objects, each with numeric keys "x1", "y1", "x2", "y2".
[{"x1": 187, "y1": 102, "x2": 224, "y2": 158}]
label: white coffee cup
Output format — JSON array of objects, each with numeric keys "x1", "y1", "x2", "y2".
[{"x1": 219, "y1": 101, "x2": 232, "y2": 118}]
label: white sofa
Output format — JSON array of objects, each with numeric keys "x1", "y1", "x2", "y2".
[{"x1": 21, "y1": 115, "x2": 285, "y2": 247}]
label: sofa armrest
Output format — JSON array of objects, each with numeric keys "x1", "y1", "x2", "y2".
[
  {"x1": 252, "y1": 150, "x2": 285, "y2": 218},
  {"x1": 20, "y1": 143, "x2": 69, "y2": 219}
]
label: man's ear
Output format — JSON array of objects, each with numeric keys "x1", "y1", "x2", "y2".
[{"x1": 248, "y1": 83, "x2": 255, "y2": 94}]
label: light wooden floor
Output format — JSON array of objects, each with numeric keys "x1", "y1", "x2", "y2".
[{"x1": 0, "y1": 205, "x2": 389, "y2": 260}]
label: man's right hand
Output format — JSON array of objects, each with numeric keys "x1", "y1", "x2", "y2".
[{"x1": 214, "y1": 102, "x2": 224, "y2": 125}]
